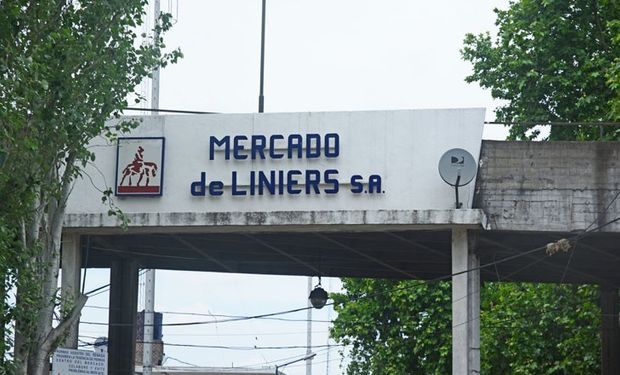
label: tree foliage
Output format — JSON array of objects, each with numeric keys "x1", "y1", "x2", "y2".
[
  {"x1": 481, "y1": 283, "x2": 599, "y2": 374},
  {"x1": 330, "y1": 279, "x2": 452, "y2": 374},
  {"x1": 461, "y1": 0, "x2": 620, "y2": 140},
  {"x1": 330, "y1": 280, "x2": 600, "y2": 375},
  {"x1": 608, "y1": 20, "x2": 620, "y2": 119},
  {"x1": 0, "y1": 1, "x2": 181, "y2": 373}
]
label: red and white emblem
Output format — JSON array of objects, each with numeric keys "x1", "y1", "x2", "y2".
[{"x1": 115, "y1": 137, "x2": 165, "y2": 196}]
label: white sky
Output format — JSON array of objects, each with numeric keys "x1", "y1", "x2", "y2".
[{"x1": 79, "y1": 1, "x2": 510, "y2": 374}]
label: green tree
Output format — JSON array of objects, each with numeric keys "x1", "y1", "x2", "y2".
[
  {"x1": 330, "y1": 279, "x2": 452, "y2": 374},
  {"x1": 330, "y1": 281, "x2": 600, "y2": 375},
  {"x1": 461, "y1": 0, "x2": 620, "y2": 140},
  {"x1": 608, "y1": 20, "x2": 620, "y2": 119},
  {"x1": 481, "y1": 283, "x2": 599, "y2": 374},
  {"x1": 0, "y1": 1, "x2": 181, "y2": 373}
]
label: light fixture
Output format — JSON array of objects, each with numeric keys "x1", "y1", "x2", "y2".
[{"x1": 308, "y1": 277, "x2": 328, "y2": 309}]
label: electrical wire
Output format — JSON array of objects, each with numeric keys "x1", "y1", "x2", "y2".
[
  {"x1": 484, "y1": 120, "x2": 620, "y2": 126},
  {"x1": 158, "y1": 343, "x2": 347, "y2": 351},
  {"x1": 84, "y1": 269, "x2": 148, "y2": 297},
  {"x1": 558, "y1": 189, "x2": 620, "y2": 285},
  {"x1": 81, "y1": 305, "x2": 320, "y2": 327},
  {"x1": 325, "y1": 214, "x2": 620, "y2": 315},
  {"x1": 77, "y1": 215, "x2": 620, "y2": 329},
  {"x1": 70, "y1": 222, "x2": 620, "y2": 369},
  {"x1": 78, "y1": 340, "x2": 346, "y2": 351},
  {"x1": 123, "y1": 107, "x2": 217, "y2": 115},
  {"x1": 82, "y1": 305, "x2": 332, "y2": 324},
  {"x1": 238, "y1": 346, "x2": 334, "y2": 368},
  {"x1": 119, "y1": 107, "x2": 620, "y2": 127},
  {"x1": 73, "y1": 194, "x2": 620, "y2": 367},
  {"x1": 164, "y1": 356, "x2": 199, "y2": 367}
]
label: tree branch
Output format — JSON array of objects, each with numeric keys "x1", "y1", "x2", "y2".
[{"x1": 40, "y1": 293, "x2": 87, "y2": 356}]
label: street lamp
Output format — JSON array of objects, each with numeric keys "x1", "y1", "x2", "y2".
[
  {"x1": 308, "y1": 277, "x2": 328, "y2": 309},
  {"x1": 275, "y1": 352, "x2": 316, "y2": 375}
]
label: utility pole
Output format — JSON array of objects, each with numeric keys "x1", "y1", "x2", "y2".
[
  {"x1": 306, "y1": 277, "x2": 313, "y2": 375},
  {"x1": 151, "y1": 0, "x2": 161, "y2": 114},
  {"x1": 143, "y1": 1, "x2": 160, "y2": 374},
  {"x1": 143, "y1": 270, "x2": 155, "y2": 375}
]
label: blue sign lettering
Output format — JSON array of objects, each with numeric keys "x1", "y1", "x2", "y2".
[{"x1": 192, "y1": 133, "x2": 383, "y2": 197}]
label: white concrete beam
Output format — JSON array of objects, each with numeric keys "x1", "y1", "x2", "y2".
[{"x1": 63, "y1": 209, "x2": 489, "y2": 234}]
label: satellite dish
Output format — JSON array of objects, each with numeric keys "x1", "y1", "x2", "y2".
[
  {"x1": 438, "y1": 148, "x2": 478, "y2": 209},
  {"x1": 438, "y1": 148, "x2": 477, "y2": 187}
]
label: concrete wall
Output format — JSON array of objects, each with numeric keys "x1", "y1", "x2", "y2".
[{"x1": 475, "y1": 141, "x2": 620, "y2": 232}]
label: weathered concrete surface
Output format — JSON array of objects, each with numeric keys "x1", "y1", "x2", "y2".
[
  {"x1": 475, "y1": 141, "x2": 620, "y2": 232},
  {"x1": 63, "y1": 209, "x2": 488, "y2": 233},
  {"x1": 452, "y1": 228, "x2": 480, "y2": 375}
]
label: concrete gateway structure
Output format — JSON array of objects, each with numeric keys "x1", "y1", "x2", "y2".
[{"x1": 60, "y1": 109, "x2": 620, "y2": 374}]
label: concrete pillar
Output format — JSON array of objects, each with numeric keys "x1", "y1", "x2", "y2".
[
  {"x1": 452, "y1": 228, "x2": 480, "y2": 375},
  {"x1": 601, "y1": 287, "x2": 619, "y2": 375},
  {"x1": 61, "y1": 233, "x2": 81, "y2": 348},
  {"x1": 108, "y1": 260, "x2": 138, "y2": 375}
]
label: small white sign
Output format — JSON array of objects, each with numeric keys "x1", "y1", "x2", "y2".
[{"x1": 52, "y1": 348, "x2": 107, "y2": 375}]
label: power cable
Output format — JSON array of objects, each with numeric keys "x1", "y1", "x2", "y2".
[
  {"x1": 120, "y1": 107, "x2": 620, "y2": 127},
  {"x1": 81, "y1": 305, "x2": 319, "y2": 327},
  {"x1": 558, "y1": 190, "x2": 620, "y2": 284},
  {"x1": 84, "y1": 269, "x2": 148, "y2": 297},
  {"x1": 286, "y1": 355, "x2": 343, "y2": 369},
  {"x1": 93, "y1": 203, "x2": 615, "y2": 366},
  {"x1": 164, "y1": 356, "x2": 200, "y2": 367},
  {"x1": 328, "y1": 211, "x2": 620, "y2": 349},
  {"x1": 78, "y1": 215, "x2": 620, "y2": 330},
  {"x1": 327, "y1": 214, "x2": 620, "y2": 314},
  {"x1": 82, "y1": 305, "x2": 332, "y2": 323},
  {"x1": 153, "y1": 342, "x2": 347, "y2": 351},
  {"x1": 123, "y1": 107, "x2": 217, "y2": 115},
  {"x1": 78, "y1": 340, "x2": 346, "y2": 351},
  {"x1": 239, "y1": 346, "x2": 334, "y2": 368},
  {"x1": 484, "y1": 121, "x2": 620, "y2": 126}
]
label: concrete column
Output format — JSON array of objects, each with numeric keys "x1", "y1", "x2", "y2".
[
  {"x1": 452, "y1": 228, "x2": 480, "y2": 375},
  {"x1": 601, "y1": 287, "x2": 619, "y2": 375},
  {"x1": 61, "y1": 233, "x2": 81, "y2": 348},
  {"x1": 108, "y1": 260, "x2": 138, "y2": 375}
]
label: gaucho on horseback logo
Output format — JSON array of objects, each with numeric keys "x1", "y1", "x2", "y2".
[{"x1": 115, "y1": 137, "x2": 165, "y2": 196}]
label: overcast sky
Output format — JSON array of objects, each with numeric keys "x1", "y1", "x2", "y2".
[{"x1": 79, "y1": 1, "x2": 510, "y2": 374}]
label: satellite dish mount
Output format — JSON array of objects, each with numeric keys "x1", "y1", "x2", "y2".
[{"x1": 438, "y1": 148, "x2": 477, "y2": 209}]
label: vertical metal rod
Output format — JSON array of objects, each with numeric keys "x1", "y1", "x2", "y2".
[
  {"x1": 455, "y1": 186, "x2": 460, "y2": 209},
  {"x1": 325, "y1": 278, "x2": 332, "y2": 375},
  {"x1": 306, "y1": 277, "x2": 313, "y2": 375},
  {"x1": 258, "y1": 0, "x2": 266, "y2": 113}
]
